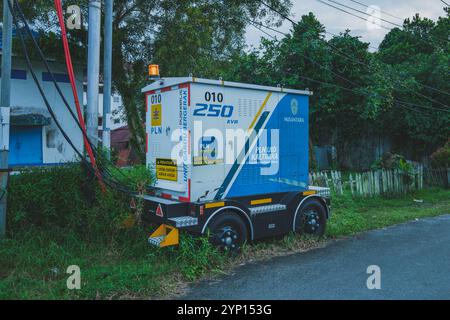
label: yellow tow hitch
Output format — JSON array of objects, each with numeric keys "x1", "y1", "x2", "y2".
[{"x1": 148, "y1": 224, "x2": 179, "y2": 248}]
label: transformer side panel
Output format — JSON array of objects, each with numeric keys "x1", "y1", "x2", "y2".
[
  {"x1": 224, "y1": 92, "x2": 309, "y2": 199},
  {"x1": 145, "y1": 85, "x2": 191, "y2": 201},
  {"x1": 189, "y1": 83, "x2": 228, "y2": 202},
  {"x1": 190, "y1": 83, "x2": 309, "y2": 201},
  {"x1": 190, "y1": 83, "x2": 273, "y2": 201}
]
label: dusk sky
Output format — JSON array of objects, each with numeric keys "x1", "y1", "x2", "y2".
[{"x1": 245, "y1": 0, "x2": 448, "y2": 51}]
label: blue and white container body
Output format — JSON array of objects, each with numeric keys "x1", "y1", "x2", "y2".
[{"x1": 142, "y1": 77, "x2": 312, "y2": 203}]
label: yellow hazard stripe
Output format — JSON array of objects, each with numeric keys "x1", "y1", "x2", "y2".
[
  {"x1": 251, "y1": 198, "x2": 273, "y2": 206},
  {"x1": 249, "y1": 92, "x2": 272, "y2": 130},
  {"x1": 205, "y1": 202, "x2": 225, "y2": 209}
]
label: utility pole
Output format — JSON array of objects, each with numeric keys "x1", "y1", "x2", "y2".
[
  {"x1": 0, "y1": 0, "x2": 13, "y2": 238},
  {"x1": 102, "y1": 0, "x2": 113, "y2": 159},
  {"x1": 87, "y1": 0, "x2": 101, "y2": 147}
]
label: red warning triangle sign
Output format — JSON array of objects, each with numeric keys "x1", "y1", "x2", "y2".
[
  {"x1": 156, "y1": 204, "x2": 164, "y2": 218},
  {"x1": 130, "y1": 198, "x2": 137, "y2": 210}
]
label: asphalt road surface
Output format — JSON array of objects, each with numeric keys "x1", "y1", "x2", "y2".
[{"x1": 183, "y1": 215, "x2": 450, "y2": 300}]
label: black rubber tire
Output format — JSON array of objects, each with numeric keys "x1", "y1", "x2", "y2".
[
  {"x1": 207, "y1": 212, "x2": 248, "y2": 253},
  {"x1": 295, "y1": 198, "x2": 327, "y2": 238}
]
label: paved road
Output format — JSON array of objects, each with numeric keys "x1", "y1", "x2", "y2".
[{"x1": 183, "y1": 215, "x2": 450, "y2": 300}]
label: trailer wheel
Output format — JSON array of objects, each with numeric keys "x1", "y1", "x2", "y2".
[
  {"x1": 207, "y1": 212, "x2": 248, "y2": 253},
  {"x1": 295, "y1": 199, "x2": 327, "y2": 238}
]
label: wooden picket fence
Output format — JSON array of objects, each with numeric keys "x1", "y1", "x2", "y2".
[
  {"x1": 309, "y1": 171, "x2": 344, "y2": 195},
  {"x1": 309, "y1": 166, "x2": 448, "y2": 198},
  {"x1": 348, "y1": 168, "x2": 424, "y2": 197},
  {"x1": 424, "y1": 168, "x2": 450, "y2": 188}
]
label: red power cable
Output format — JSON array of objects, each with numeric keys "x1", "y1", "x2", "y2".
[{"x1": 54, "y1": 0, "x2": 106, "y2": 192}]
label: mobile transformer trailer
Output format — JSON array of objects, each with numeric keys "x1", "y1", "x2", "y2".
[{"x1": 141, "y1": 76, "x2": 331, "y2": 250}]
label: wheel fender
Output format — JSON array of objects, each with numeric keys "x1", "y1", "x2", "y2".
[
  {"x1": 201, "y1": 206, "x2": 255, "y2": 241},
  {"x1": 292, "y1": 195, "x2": 329, "y2": 232}
]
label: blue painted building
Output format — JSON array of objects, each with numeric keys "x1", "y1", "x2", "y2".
[{"x1": 0, "y1": 55, "x2": 85, "y2": 167}]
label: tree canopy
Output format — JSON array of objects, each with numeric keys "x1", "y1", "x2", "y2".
[
  {"x1": 4, "y1": 0, "x2": 292, "y2": 160},
  {"x1": 227, "y1": 9, "x2": 449, "y2": 168}
]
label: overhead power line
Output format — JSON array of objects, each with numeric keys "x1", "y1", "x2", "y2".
[
  {"x1": 318, "y1": 0, "x2": 450, "y2": 44},
  {"x1": 348, "y1": 0, "x2": 404, "y2": 21},
  {"x1": 324, "y1": 29, "x2": 380, "y2": 51},
  {"x1": 316, "y1": 0, "x2": 390, "y2": 30},
  {"x1": 249, "y1": 20, "x2": 277, "y2": 39},
  {"x1": 254, "y1": 0, "x2": 450, "y2": 114},
  {"x1": 251, "y1": 18, "x2": 375, "y2": 67},
  {"x1": 329, "y1": 0, "x2": 450, "y2": 47},
  {"x1": 256, "y1": 0, "x2": 450, "y2": 99},
  {"x1": 325, "y1": 0, "x2": 403, "y2": 28},
  {"x1": 251, "y1": 21, "x2": 450, "y2": 115}
]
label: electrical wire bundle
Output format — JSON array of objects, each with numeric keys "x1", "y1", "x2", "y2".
[{"x1": 6, "y1": 0, "x2": 141, "y2": 196}]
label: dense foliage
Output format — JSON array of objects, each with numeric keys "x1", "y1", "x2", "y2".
[
  {"x1": 431, "y1": 140, "x2": 450, "y2": 168},
  {"x1": 6, "y1": 165, "x2": 151, "y2": 239},
  {"x1": 226, "y1": 10, "x2": 450, "y2": 168}
]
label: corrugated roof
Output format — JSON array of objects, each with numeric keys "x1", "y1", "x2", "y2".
[
  {"x1": 111, "y1": 126, "x2": 131, "y2": 144},
  {"x1": 142, "y1": 77, "x2": 313, "y2": 96}
]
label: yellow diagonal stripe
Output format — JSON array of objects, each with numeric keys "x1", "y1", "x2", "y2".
[{"x1": 249, "y1": 92, "x2": 272, "y2": 130}]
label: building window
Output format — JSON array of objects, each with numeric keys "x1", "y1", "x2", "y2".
[
  {"x1": 12, "y1": 69, "x2": 27, "y2": 80},
  {"x1": 0, "y1": 69, "x2": 27, "y2": 80},
  {"x1": 42, "y1": 72, "x2": 70, "y2": 83},
  {"x1": 46, "y1": 129, "x2": 57, "y2": 148}
]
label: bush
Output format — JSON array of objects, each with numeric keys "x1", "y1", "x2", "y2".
[
  {"x1": 2, "y1": 165, "x2": 230, "y2": 299},
  {"x1": 7, "y1": 165, "x2": 146, "y2": 242},
  {"x1": 431, "y1": 140, "x2": 450, "y2": 168},
  {"x1": 371, "y1": 153, "x2": 416, "y2": 185},
  {"x1": 371, "y1": 153, "x2": 411, "y2": 171}
]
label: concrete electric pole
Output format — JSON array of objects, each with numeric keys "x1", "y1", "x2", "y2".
[
  {"x1": 0, "y1": 0, "x2": 13, "y2": 238},
  {"x1": 87, "y1": 0, "x2": 102, "y2": 148},
  {"x1": 102, "y1": 0, "x2": 113, "y2": 159}
]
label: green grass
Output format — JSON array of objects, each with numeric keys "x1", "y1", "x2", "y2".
[
  {"x1": 327, "y1": 188, "x2": 450, "y2": 237},
  {"x1": 0, "y1": 166, "x2": 226, "y2": 300},
  {"x1": 1, "y1": 172, "x2": 449, "y2": 300},
  {"x1": 0, "y1": 230, "x2": 226, "y2": 300}
]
